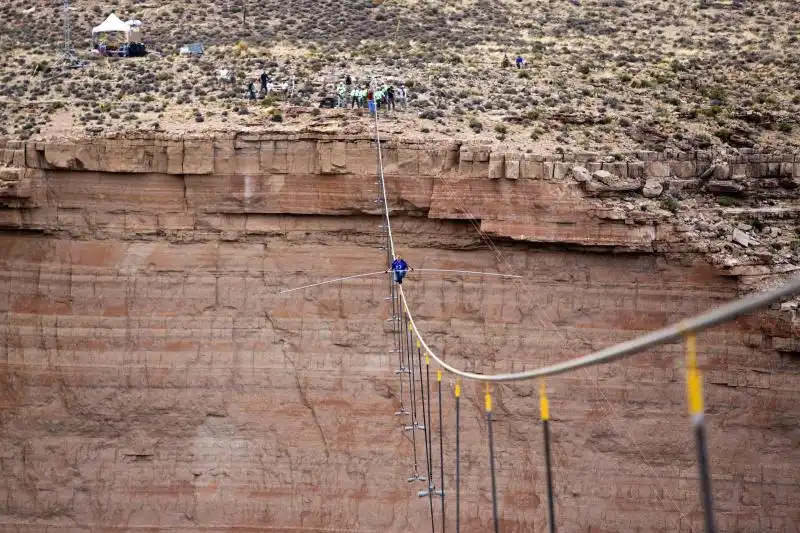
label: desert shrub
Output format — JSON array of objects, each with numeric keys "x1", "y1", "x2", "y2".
[
  {"x1": 660, "y1": 196, "x2": 679, "y2": 213},
  {"x1": 715, "y1": 196, "x2": 740, "y2": 207},
  {"x1": 468, "y1": 118, "x2": 483, "y2": 133},
  {"x1": 713, "y1": 129, "x2": 732, "y2": 143}
]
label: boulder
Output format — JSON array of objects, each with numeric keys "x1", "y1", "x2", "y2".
[
  {"x1": 732, "y1": 228, "x2": 750, "y2": 247},
  {"x1": 571, "y1": 166, "x2": 592, "y2": 183},
  {"x1": 642, "y1": 179, "x2": 663, "y2": 198},
  {"x1": 708, "y1": 180, "x2": 746, "y2": 194},
  {"x1": 592, "y1": 169, "x2": 614, "y2": 185}
]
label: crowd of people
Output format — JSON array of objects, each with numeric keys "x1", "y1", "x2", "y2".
[
  {"x1": 241, "y1": 70, "x2": 408, "y2": 114},
  {"x1": 245, "y1": 70, "x2": 295, "y2": 100},
  {"x1": 335, "y1": 76, "x2": 408, "y2": 112}
]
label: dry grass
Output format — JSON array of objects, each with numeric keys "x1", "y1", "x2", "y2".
[{"x1": 0, "y1": 0, "x2": 798, "y2": 152}]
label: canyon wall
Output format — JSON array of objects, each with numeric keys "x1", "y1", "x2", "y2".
[{"x1": 0, "y1": 134, "x2": 798, "y2": 533}]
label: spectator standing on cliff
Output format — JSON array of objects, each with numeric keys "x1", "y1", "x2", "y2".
[
  {"x1": 260, "y1": 71, "x2": 268, "y2": 94},
  {"x1": 387, "y1": 85, "x2": 396, "y2": 111},
  {"x1": 387, "y1": 255, "x2": 413, "y2": 284},
  {"x1": 516, "y1": 54, "x2": 525, "y2": 69},
  {"x1": 397, "y1": 85, "x2": 407, "y2": 109},
  {"x1": 247, "y1": 80, "x2": 256, "y2": 100},
  {"x1": 367, "y1": 87, "x2": 376, "y2": 115}
]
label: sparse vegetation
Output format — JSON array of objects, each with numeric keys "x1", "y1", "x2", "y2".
[
  {"x1": 716, "y1": 196, "x2": 741, "y2": 207},
  {"x1": 0, "y1": 0, "x2": 795, "y2": 151},
  {"x1": 660, "y1": 196, "x2": 680, "y2": 214}
]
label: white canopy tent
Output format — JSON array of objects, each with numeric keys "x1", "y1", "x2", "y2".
[{"x1": 92, "y1": 13, "x2": 130, "y2": 35}]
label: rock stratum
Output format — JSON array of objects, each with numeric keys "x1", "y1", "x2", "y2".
[{"x1": 0, "y1": 134, "x2": 798, "y2": 533}]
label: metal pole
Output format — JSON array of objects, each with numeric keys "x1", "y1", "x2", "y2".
[
  {"x1": 403, "y1": 312, "x2": 423, "y2": 481},
  {"x1": 417, "y1": 348, "x2": 436, "y2": 532},
  {"x1": 392, "y1": 283, "x2": 407, "y2": 417},
  {"x1": 486, "y1": 386, "x2": 500, "y2": 533},
  {"x1": 455, "y1": 380, "x2": 461, "y2": 533},
  {"x1": 540, "y1": 382, "x2": 556, "y2": 533},
  {"x1": 438, "y1": 370, "x2": 446, "y2": 533},
  {"x1": 426, "y1": 359, "x2": 434, "y2": 491},
  {"x1": 686, "y1": 334, "x2": 716, "y2": 533},
  {"x1": 417, "y1": 347, "x2": 432, "y2": 476},
  {"x1": 695, "y1": 423, "x2": 716, "y2": 533}
]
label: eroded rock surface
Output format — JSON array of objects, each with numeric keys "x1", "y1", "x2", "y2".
[{"x1": 0, "y1": 134, "x2": 798, "y2": 533}]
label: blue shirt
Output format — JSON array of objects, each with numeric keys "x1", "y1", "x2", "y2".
[{"x1": 391, "y1": 259, "x2": 409, "y2": 271}]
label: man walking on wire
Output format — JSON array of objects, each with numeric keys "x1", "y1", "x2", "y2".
[{"x1": 388, "y1": 255, "x2": 413, "y2": 284}]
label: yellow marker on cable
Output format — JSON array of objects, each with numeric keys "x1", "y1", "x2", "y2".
[
  {"x1": 539, "y1": 381, "x2": 550, "y2": 421},
  {"x1": 416, "y1": 339, "x2": 420, "y2": 349},
  {"x1": 425, "y1": 353, "x2": 430, "y2": 366},
  {"x1": 455, "y1": 378, "x2": 461, "y2": 398},
  {"x1": 484, "y1": 383, "x2": 492, "y2": 413},
  {"x1": 437, "y1": 368, "x2": 442, "y2": 382},
  {"x1": 686, "y1": 333, "x2": 704, "y2": 418}
]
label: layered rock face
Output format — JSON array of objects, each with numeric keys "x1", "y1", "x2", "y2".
[{"x1": 0, "y1": 134, "x2": 798, "y2": 533}]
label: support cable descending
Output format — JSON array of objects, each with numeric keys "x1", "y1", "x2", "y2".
[
  {"x1": 540, "y1": 381, "x2": 556, "y2": 533},
  {"x1": 454, "y1": 379, "x2": 461, "y2": 533},
  {"x1": 404, "y1": 313, "x2": 426, "y2": 482},
  {"x1": 418, "y1": 352, "x2": 443, "y2": 500},
  {"x1": 437, "y1": 369, "x2": 446, "y2": 533},
  {"x1": 406, "y1": 318, "x2": 423, "y2": 430},
  {"x1": 485, "y1": 384, "x2": 500, "y2": 533},
  {"x1": 392, "y1": 284, "x2": 408, "y2": 417},
  {"x1": 416, "y1": 344, "x2": 436, "y2": 531},
  {"x1": 685, "y1": 334, "x2": 717, "y2": 533}
]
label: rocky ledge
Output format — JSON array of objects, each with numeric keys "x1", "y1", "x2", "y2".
[{"x1": 1, "y1": 132, "x2": 798, "y2": 319}]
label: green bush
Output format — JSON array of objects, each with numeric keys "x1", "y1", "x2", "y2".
[
  {"x1": 660, "y1": 196, "x2": 679, "y2": 213},
  {"x1": 468, "y1": 118, "x2": 483, "y2": 133},
  {"x1": 715, "y1": 196, "x2": 740, "y2": 207},
  {"x1": 714, "y1": 129, "x2": 732, "y2": 143}
]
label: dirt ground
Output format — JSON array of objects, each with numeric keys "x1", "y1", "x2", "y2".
[{"x1": 0, "y1": 0, "x2": 798, "y2": 152}]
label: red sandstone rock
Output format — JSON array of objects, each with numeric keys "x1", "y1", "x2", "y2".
[{"x1": 0, "y1": 134, "x2": 798, "y2": 533}]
